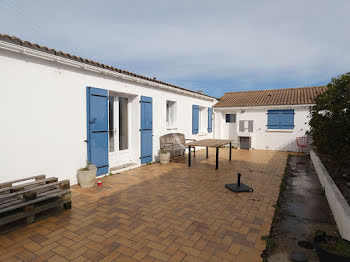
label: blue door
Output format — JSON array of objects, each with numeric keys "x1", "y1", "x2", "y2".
[
  {"x1": 86, "y1": 87, "x2": 109, "y2": 176},
  {"x1": 140, "y1": 96, "x2": 153, "y2": 164}
]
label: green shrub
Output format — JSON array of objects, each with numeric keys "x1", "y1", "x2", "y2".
[{"x1": 308, "y1": 73, "x2": 350, "y2": 166}]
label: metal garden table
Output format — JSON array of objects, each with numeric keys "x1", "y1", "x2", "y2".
[{"x1": 185, "y1": 139, "x2": 235, "y2": 169}]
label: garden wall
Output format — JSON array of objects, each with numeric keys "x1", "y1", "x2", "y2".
[{"x1": 310, "y1": 149, "x2": 350, "y2": 241}]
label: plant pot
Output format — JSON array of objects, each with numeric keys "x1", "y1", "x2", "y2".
[
  {"x1": 314, "y1": 232, "x2": 350, "y2": 262},
  {"x1": 159, "y1": 152, "x2": 170, "y2": 164},
  {"x1": 77, "y1": 165, "x2": 97, "y2": 188}
]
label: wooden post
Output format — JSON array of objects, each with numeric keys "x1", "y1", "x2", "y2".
[
  {"x1": 188, "y1": 146, "x2": 191, "y2": 167},
  {"x1": 206, "y1": 147, "x2": 208, "y2": 159}
]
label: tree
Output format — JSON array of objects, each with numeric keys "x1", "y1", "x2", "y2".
[{"x1": 308, "y1": 72, "x2": 350, "y2": 167}]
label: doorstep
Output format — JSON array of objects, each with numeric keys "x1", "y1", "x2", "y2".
[{"x1": 109, "y1": 162, "x2": 139, "y2": 174}]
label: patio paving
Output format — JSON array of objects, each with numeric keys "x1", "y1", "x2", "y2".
[{"x1": 0, "y1": 148, "x2": 288, "y2": 262}]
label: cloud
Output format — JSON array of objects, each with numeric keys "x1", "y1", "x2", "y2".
[{"x1": 0, "y1": 0, "x2": 349, "y2": 96}]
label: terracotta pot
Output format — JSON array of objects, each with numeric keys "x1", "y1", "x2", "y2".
[
  {"x1": 159, "y1": 152, "x2": 170, "y2": 164},
  {"x1": 77, "y1": 165, "x2": 97, "y2": 188}
]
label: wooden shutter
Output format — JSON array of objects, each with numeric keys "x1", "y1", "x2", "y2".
[
  {"x1": 239, "y1": 120, "x2": 244, "y2": 132},
  {"x1": 248, "y1": 120, "x2": 253, "y2": 132},
  {"x1": 192, "y1": 105, "x2": 199, "y2": 134},
  {"x1": 267, "y1": 110, "x2": 294, "y2": 129},
  {"x1": 86, "y1": 87, "x2": 109, "y2": 176},
  {"x1": 207, "y1": 108, "x2": 212, "y2": 132},
  {"x1": 280, "y1": 110, "x2": 294, "y2": 129},
  {"x1": 140, "y1": 96, "x2": 153, "y2": 164},
  {"x1": 267, "y1": 110, "x2": 280, "y2": 129}
]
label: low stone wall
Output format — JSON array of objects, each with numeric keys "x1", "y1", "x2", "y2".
[{"x1": 310, "y1": 149, "x2": 350, "y2": 241}]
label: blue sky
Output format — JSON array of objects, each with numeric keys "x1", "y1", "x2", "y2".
[{"x1": 1, "y1": 0, "x2": 349, "y2": 98}]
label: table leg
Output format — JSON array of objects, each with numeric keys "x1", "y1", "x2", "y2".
[
  {"x1": 216, "y1": 147, "x2": 219, "y2": 169},
  {"x1": 229, "y1": 142, "x2": 232, "y2": 161},
  {"x1": 188, "y1": 146, "x2": 191, "y2": 167},
  {"x1": 194, "y1": 146, "x2": 196, "y2": 157},
  {"x1": 206, "y1": 147, "x2": 208, "y2": 159}
]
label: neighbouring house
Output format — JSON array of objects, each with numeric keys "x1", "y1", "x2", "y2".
[
  {"x1": 213, "y1": 86, "x2": 326, "y2": 151},
  {"x1": 0, "y1": 34, "x2": 218, "y2": 184}
]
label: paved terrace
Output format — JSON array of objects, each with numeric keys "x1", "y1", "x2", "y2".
[{"x1": 0, "y1": 149, "x2": 288, "y2": 262}]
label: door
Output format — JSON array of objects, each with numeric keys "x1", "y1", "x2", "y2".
[
  {"x1": 240, "y1": 137, "x2": 250, "y2": 150},
  {"x1": 86, "y1": 87, "x2": 109, "y2": 176},
  {"x1": 140, "y1": 96, "x2": 153, "y2": 164},
  {"x1": 108, "y1": 94, "x2": 130, "y2": 166}
]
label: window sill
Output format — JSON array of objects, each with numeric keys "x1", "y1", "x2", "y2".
[
  {"x1": 238, "y1": 132, "x2": 252, "y2": 136},
  {"x1": 266, "y1": 129, "x2": 294, "y2": 133},
  {"x1": 166, "y1": 127, "x2": 178, "y2": 130}
]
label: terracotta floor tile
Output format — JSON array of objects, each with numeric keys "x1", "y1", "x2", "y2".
[{"x1": 1, "y1": 149, "x2": 287, "y2": 262}]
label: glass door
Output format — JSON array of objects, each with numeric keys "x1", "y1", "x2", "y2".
[{"x1": 108, "y1": 94, "x2": 130, "y2": 166}]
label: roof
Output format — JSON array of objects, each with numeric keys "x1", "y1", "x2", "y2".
[
  {"x1": 0, "y1": 34, "x2": 218, "y2": 100},
  {"x1": 213, "y1": 86, "x2": 327, "y2": 107}
]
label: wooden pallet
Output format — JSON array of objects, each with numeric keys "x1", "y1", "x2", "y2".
[{"x1": 0, "y1": 175, "x2": 71, "y2": 234}]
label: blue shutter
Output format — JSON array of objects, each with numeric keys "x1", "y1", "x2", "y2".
[
  {"x1": 267, "y1": 110, "x2": 294, "y2": 129},
  {"x1": 86, "y1": 87, "x2": 109, "y2": 176},
  {"x1": 192, "y1": 105, "x2": 199, "y2": 134},
  {"x1": 208, "y1": 108, "x2": 212, "y2": 132},
  {"x1": 140, "y1": 96, "x2": 153, "y2": 164},
  {"x1": 267, "y1": 110, "x2": 280, "y2": 129},
  {"x1": 280, "y1": 110, "x2": 294, "y2": 129}
]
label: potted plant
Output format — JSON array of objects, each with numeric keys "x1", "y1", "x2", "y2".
[
  {"x1": 159, "y1": 149, "x2": 170, "y2": 164},
  {"x1": 314, "y1": 231, "x2": 350, "y2": 262},
  {"x1": 77, "y1": 161, "x2": 97, "y2": 188}
]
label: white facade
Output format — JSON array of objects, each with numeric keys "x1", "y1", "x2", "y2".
[
  {"x1": 0, "y1": 44, "x2": 217, "y2": 185},
  {"x1": 214, "y1": 105, "x2": 312, "y2": 152}
]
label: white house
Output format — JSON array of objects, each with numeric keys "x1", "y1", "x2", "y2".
[
  {"x1": 0, "y1": 34, "x2": 218, "y2": 185},
  {"x1": 213, "y1": 86, "x2": 326, "y2": 151},
  {"x1": 0, "y1": 33, "x2": 327, "y2": 186}
]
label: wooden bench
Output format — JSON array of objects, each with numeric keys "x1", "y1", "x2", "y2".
[
  {"x1": 0, "y1": 175, "x2": 71, "y2": 234},
  {"x1": 160, "y1": 133, "x2": 195, "y2": 161}
]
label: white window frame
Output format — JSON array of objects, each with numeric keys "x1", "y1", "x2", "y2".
[
  {"x1": 166, "y1": 100, "x2": 177, "y2": 128},
  {"x1": 198, "y1": 106, "x2": 207, "y2": 133},
  {"x1": 239, "y1": 120, "x2": 253, "y2": 133}
]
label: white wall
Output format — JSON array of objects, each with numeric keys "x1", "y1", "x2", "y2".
[
  {"x1": 214, "y1": 106, "x2": 311, "y2": 151},
  {"x1": 216, "y1": 111, "x2": 238, "y2": 144},
  {"x1": 0, "y1": 49, "x2": 216, "y2": 185}
]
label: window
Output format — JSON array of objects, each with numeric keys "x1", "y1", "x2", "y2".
[
  {"x1": 192, "y1": 105, "x2": 208, "y2": 134},
  {"x1": 267, "y1": 109, "x2": 294, "y2": 129},
  {"x1": 239, "y1": 120, "x2": 253, "y2": 132},
  {"x1": 199, "y1": 106, "x2": 207, "y2": 132},
  {"x1": 166, "y1": 100, "x2": 176, "y2": 127},
  {"x1": 226, "y1": 114, "x2": 236, "y2": 123},
  {"x1": 108, "y1": 95, "x2": 115, "y2": 152}
]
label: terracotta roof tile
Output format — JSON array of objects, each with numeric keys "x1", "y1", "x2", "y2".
[
  {"x1": 213, "y1": 86, "x2": 326, "y2": 107},
  {"x1": 0, "y1": 33, "x2": 217, "y2": 100}
]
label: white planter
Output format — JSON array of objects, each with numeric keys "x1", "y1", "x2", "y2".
[
  {"x1": 159, "y1": 152, "x2": 170, "y2": 164},
  {"x1": 310, "y1": 149, "x2": 350, "y2": 241},
  {"x1": 77, "y1": 165, "x2": 97, "y2": 188}
]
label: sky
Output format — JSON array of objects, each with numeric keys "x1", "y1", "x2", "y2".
[{"x1": 0, "y1": 0, "x2": 349, "y2": 98}]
